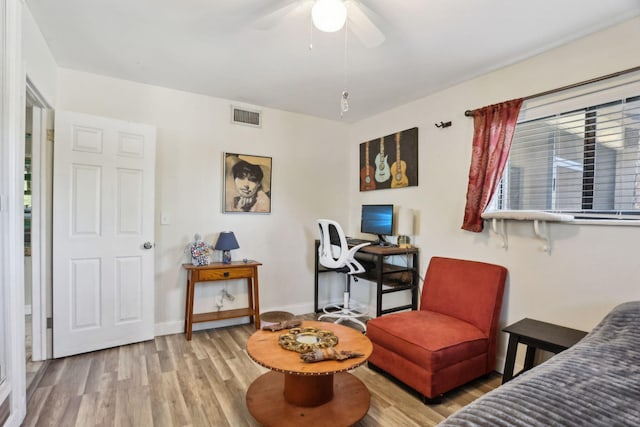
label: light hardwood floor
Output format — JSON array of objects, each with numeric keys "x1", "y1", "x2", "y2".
[{"x1": 24, "y1": 321, "x2": 501, "y2": 426}]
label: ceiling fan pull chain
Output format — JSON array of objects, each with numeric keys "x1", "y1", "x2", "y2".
[
  {"x1": 309, "y1": 12, "x2": 314, "y2": 50},
  {"x1": 340, "y1": 18, "x2": 349, "y2": 117},
  {"x1": 341, "y1": 91, "x2": 349, "y2": 116}
]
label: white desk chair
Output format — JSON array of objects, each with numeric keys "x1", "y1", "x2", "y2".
[{"x1": 317, "y1": 219, "x2": 371, "y2": 332}]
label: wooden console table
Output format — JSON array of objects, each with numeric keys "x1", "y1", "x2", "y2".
[
  {"x1": 182, "y1": 261, "x2": 262, "y2": 340},
  {"x1": 246, "y1": 320, "x2": 372, "y2": 426}
]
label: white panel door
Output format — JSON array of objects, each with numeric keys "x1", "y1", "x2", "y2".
[{"x1": 53, "y1": 111, "x2": 156, "y2": 358}]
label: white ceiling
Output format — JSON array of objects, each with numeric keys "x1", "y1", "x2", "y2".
[{"x1": 27, "y1": 0, "x2": 640, "y2": 122}]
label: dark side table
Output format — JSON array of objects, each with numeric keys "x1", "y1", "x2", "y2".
[{"x1": 502, "y1": 318, "x2": 588, "y2": 384}]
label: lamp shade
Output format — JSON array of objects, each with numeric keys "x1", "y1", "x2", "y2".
[
  {"x1": 215, "y1": 231, "x2": 240, "y2": 251},
  {"x1": 312, "y1": 0, "x2": 347, "y2": 33},
  {"x1": 397, "y1": 208, "x2": 415, "y2": 236}
]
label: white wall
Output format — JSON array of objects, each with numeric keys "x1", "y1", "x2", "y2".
[
  {"x1": 23, "y1": 2, "x2": 640, "y2": 369},
  {"x1": 348, "y1": 17, "x2": 640, "y2": 365},
  {"x1": 22, "y1": 4, "x2": 57, "y2": 106},
  {"x1": 56, "y1": 69, "x2": 350, "y2": 333}
]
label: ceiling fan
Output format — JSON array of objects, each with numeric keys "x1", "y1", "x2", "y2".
[{"x1": 255, "y1": 0, "x2": 386, "y2": 48}]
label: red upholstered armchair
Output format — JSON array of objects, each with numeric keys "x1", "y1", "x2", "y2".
[{"x1": 366, "y1": 256, "x2": 507, "y2": 401}]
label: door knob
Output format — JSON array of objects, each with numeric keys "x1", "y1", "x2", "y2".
[{"x1": 143, "y1": 242, "x2": 153, "y2": 249}]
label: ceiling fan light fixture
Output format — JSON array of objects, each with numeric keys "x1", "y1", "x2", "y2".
[{"x1": 312, "y1": 0, "x2": 347, "y2": 33}]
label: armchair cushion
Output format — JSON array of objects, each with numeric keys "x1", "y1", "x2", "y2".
[{"x1": 366, "y1": 310, "x2": 487, "y2": 372}]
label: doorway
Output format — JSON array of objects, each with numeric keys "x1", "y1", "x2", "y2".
[{"x1": 24, "y1": 81, "x2": 53, "y2": 400}]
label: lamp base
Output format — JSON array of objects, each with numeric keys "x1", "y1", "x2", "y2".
[
  {"x1": 397, "y1": 235, "x2": 411, "y2": 249},
  {"x1": 222, "y1": 250, "x2": 232, "y2": 264}
]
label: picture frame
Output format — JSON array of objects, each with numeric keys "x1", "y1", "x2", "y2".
[
  {"x1": 223, "y1": 153, "x2": 272, "y2": 214},
  {"x1": 359, "y1": 127, "x2": 418, "y2": 191}
]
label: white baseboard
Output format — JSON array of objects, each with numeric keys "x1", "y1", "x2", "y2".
[
  {"x1": 260, "y1": 302, "x2": 314, "y2": 316},
  {"x1": 153, "y1": 302, "x2": 315, "y2": 337},
  {"x1": 495, "y1": 355, "x2": 505, "y2": 374},
  {"x1": 154, "y1": 317, "x2": 249, "y2": 337}
]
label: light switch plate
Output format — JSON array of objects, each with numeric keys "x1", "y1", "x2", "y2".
[{"x1": 161, "y1": 212, "x2": 171, "y2": 225}]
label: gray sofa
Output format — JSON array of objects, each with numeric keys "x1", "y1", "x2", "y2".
[{"x1": 440, "y1": 301, "x2": 640, "y2": 426}]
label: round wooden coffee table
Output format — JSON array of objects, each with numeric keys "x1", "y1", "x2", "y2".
[{"x1": 246, "y1": 320, "x2": 372, "y2": 427}]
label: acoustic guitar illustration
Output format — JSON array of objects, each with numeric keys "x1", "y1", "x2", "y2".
[
  {"x1": 360, "y1": 140, "x2": 376, "y2": 191},
  {"x1": 391, "y1": 132, "x2": 408, "y2": 188},
  {"x1": 374, "y1": 137, "x2": 390, "y2": 183}
]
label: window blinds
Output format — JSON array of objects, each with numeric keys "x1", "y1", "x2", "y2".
[{"x1": 496, "y1": 76, "x2": 640, "y2": 218}]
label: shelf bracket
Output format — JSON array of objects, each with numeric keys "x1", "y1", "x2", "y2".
[
  {"x1": 490, "y1": 218, "x2": 508, "y2": 249},
  {"x1": 482, "y1": 210, "x2": 573, "y2": 253},
  {"x1": 533, "y1": 220, "x2": 550, "y2": 253}
]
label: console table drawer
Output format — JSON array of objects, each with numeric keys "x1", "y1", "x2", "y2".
[{"x1": 197, "y1": 267, "x2": 253, "y2": 281}]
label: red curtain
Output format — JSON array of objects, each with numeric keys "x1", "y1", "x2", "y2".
[{"x1": 462, "y1": 98, "x2": 523, "y2": 232}]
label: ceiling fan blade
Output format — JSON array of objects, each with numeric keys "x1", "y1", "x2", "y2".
[
  {"x1": 346, "y1": 2, "x2": 385, "y2": 48},
  {"x1": 254, "y1": 0, "x2": 309, "y2": 30}
]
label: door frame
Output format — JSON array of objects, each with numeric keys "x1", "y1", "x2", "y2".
[
  {"x1": 1, "y1": 0, "x2": 27, "y2": 425},
  {"x1": 25, "y1": 78, "x2": 52, "y2": 362}
]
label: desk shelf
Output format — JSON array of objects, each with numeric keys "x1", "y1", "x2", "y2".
[
  {"x1": 314, "y1": 241, "x2": 419, "y2": 318},
  {"x1": 358, "y1": 271, "x2": 413, "y2": 291}
]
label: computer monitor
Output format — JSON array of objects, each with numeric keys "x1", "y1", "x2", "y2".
[{"x1": 361, "y1": 204, "x2": 394, "y2": 243}]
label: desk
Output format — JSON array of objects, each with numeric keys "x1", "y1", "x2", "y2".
[
  {"x1": 314, "y1": 240, "x2": 419, "y2": 317},
  {"x1": 246, "y1": 321, "x2": 372, "y2": 426},
  {"x1": 502, "y1": 318, "x2": 587, "y2": 384},
  {"x1": 182, "y1": 261, "x2": 262, "y2": 340}
]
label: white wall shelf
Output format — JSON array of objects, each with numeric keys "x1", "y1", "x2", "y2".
[{"x1": 481, "y1": 210, "x2": 574, "y2": 253}]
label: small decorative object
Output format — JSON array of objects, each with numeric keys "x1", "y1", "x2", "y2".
[
  {"x1": 397, "y1": 235, "x2": 411, "y2": 248},
  {"x1": 278, "y1": 326, "x2": 339, "y2": 353},
  {"x1": 300, "y1": 347, "x2": 365, "y2": 363},
  {"x1": 261, "y1": 319, "x2": 302, "y2": 332},
  {"x1": 189, "y1": 233, "x2": 210, "y2": 266},
  {"x1": 215, "y1": 231, "x2": 239, "y2": 264},
  {"x1": 223, "y1": 153, "x2": 272, "y2": 214}
]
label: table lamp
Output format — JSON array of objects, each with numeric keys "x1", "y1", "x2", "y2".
[
  {"x1": 397, "y1": 208, "x2": 415, "y2": 248},
  {"x1": 215, "y1": 231, "x2": 239, "y2": 264}
]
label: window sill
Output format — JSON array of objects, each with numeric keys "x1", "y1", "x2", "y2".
[
  {"x1": 570, "y1": 218, "x2": 640, "y2": 226},
  {"x1": 481, "y1": 210, "x2": 573, "y2": 253},
  {"x1": 481, "y1": 210, "x2": 640, "y2": 252},
  {"x1": 482, "y1": 210, "x2": 640, "y2": 226},
  {"x1": 481, "y1": 210, "x2": 574, "y2": 222}
]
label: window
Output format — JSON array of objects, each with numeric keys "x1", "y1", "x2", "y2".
[{"x1": 493, "y1": 76, "x2": 640, "y2": 220}]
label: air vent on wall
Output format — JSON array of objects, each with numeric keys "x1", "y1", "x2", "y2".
[{"x1": 231, "y1": 105, "x2": 262, "y2": 128}]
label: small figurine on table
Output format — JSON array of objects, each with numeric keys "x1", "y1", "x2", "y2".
[
  {"x1": 301, "y1": 348, "x2": 364, "y2": 363},
  {"x1": 189, "y1": 233, "x2": 211, "y2": 266}
]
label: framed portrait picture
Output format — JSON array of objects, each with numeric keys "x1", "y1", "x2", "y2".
[
  {"x1": 223, "y1": 153, "x2": 272, "y2": 214},
  {"x1": 359, "y1": 127, "x2": 418, "y2": 191}
]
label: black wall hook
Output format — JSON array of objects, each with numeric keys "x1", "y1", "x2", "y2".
[{"x1": 435, "y1": 121, "x2": 452, "y2": 128}]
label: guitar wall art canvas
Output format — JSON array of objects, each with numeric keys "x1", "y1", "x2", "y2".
[
  {"x1": 223, "y1": 153, "x2": 272, "y2": 213},
  {"x1": 359, "y1": 127, "x2": 418, "y2": 191}
]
